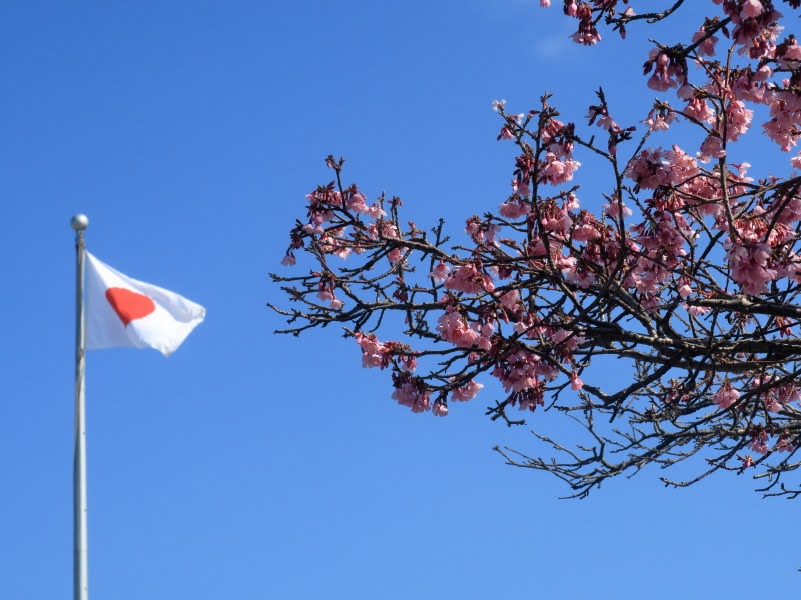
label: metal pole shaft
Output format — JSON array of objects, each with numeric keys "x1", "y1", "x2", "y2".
[{"x1": 72, "y1": 215, "x2": 89, "y2": 600}]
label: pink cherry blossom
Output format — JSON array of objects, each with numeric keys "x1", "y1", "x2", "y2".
[
  {"x1": 603, "y1": 196, "x2": 632, "y2": 219},
  {"x1": 537, "y1": 152, "x2": 581, "y2": 185},
  {"x1": 499, "y1": 198, "x2": 530, "y2": 219},
  {"x1": 764, "y1": 395, "x2": 782, "y2": 413},
  {"x1": 643, "y1": 108, "x2": 676, "y2": 131},
  {"x1": 722, "y1": 100, "x2": 753, "y2": 141},
  {"x1": 646, "y1": 50, "x2": 681, "y2": 91},
  {"x1": 565, "y1": 264, "x2": 595, "y2": 288},
  {"x1": 498, "y1": 126, "x2": 515, "y2": 141},
  {"x1": 692, "y1": 28, "x2": 718, "y2": 56},
  {"x1": 740, "y1": 0, "x2": 765, "y2": 20},
  {"x1": 683, "y1": 96, "x2": 714, "y2": 123},
  {"x1": 548, "y1": 327, "x2": 585, "y2": 352},
  {"x1": 436, "y1": 308, "x2": 480, "y2": 348},
  {"x1": 572, "y1": 216, "x2": 601, "y2": 242},
  {"x1": 432, "y1": 401, "x2": 448, "y2": 417},
  {"x1": 749, "y1": 429, "x2": 769, "y2": 455},
  {"x1": 685, "y1": 304, "x2": 710, "y2": 317},
  {"x1": 699, "y1": 135, "x2": 726, "y2": 161},
  {"x1": 344, "y1": 187, "x2": 368, "y2": 213},
  {"x1": 391, "y1": 373, "x2": 431, "y2": 413},
  {"x1": 387, "y1": 247, "x2": 404, "y2": 263},
  {"x1": 497, "y1": 289, "x2": 520, "y2": 312},
  {"x1": 625, "y1": 146, "x2": 699, "y2": 190},
  {"x1": 364, "y1": 203, "x2": 386, "y2": 219},
  {"x1": 512, "y1": 176, "x2": 530, "y2": 197},
  {"x1": 444, "y1": 262, "x2": 495, "y2": 294},
  {"x1": 570, "y1": 29, "x2": 601, "y2": 45},
  {"x1": 762, "y1": 95, "x2": 801, "y2": 151},
  {"x1": 451, "y1": 380, "x2": 484, "y2": 402},
  {"x1": 725, "y1": 240, "x2": 778, "y2": 294},
  {"x1": 713, "y1": 383, "x2": 740, "y2": 409},
  {"x1": 355, "y1": 332, "x2": 389, "y2": 369},
  {"x1": 430, "y1": 261, "x2": 451, "y2": 282},
  {"x1": 382, "y1": 222, "x2": 400, "y2": 239}
]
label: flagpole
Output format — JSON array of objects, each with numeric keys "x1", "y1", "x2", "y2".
[{"x1": 71, "y1": 214, "x2": 89, "y2": 600}]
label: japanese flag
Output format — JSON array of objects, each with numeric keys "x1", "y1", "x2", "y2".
[{"x1": 85, "y1": 252, "x2": 205, "y2": 356}]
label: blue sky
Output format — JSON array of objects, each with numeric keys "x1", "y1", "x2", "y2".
[{"x1": 2, "y1": 1, "x2": 799, "y2": 598}]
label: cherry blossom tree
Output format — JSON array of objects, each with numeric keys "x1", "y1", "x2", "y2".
[{"x1": 272, "y1": 0, "x2": 801, "y2": 499}]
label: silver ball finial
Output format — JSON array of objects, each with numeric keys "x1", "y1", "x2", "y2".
[{"x1": 70, "y1": 214, "x2": 89, "y2": 231}]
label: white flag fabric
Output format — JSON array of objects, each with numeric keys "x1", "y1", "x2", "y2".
[{"x1": 85, "y1": 252, "x2": 205, "y2": 356}]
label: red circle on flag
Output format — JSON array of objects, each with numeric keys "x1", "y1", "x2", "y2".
[{"x1": 105, "y1": 287, "x2": 156, "y2": 326}]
